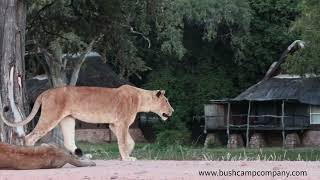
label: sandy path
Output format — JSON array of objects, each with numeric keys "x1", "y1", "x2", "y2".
[{"x1": 0, "y1": 160, "x2": 319, "y2": 180}]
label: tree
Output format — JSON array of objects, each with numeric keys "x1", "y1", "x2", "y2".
[
  {"x1": 26, "y1": 0, "x2": 151, "y2": 81},
  {"x1": 0, "y1": 0, "x2": 301, "y2": 145},
  {"x1": 284, "y1": 0, "x2": 320, "y2": 74},
  {"x1": 25, "y1": 0, "x2": 152, "y2": 144},
  {"x1": 140, "y1": 0, "x2": 300, "y2": 143},
  {"x1": 31, "y1": 35, "x2": 104, "y2": 146},
  {"x1": 141, "y1": 0, "x2": 251, "y2": 143},
  {"x1": 0, "y1": 0, "x2": 28, "y2": 144}
]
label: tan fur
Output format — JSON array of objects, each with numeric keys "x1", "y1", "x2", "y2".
[
  {"x1": 1, "y1": 85, "x2": 174, "y2": 161},
  {"x1": 0, "y1": 142, "x2": 95, "y2": 170}
]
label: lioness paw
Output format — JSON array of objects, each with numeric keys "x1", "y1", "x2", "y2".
[
  {"x1": 80, "y1": 154, "x2": 93, "y2": 160},
  {"x1": 84, "y1": 153, "x2": 93, "y2": 159},
  {"x1": 86, "y1": 160, "x2": 96, "y2": 167},
  {"x1": 122, "y1": 156, "x2": 137, "y2": 161}
]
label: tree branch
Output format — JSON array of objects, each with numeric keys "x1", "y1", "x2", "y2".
[
  {"x1": 69, "y1": 34, "x2": 104, "y2": 86},
  {"x1": 26, "y1": 0, "x2": 57, "y2": 32},
  {"x1": 121, "y1": 24, "x2": 151, "y2": 48},
  {"x1": 34, "y1": 53, "x2": 54, "y2": 86},
  {"x1": 8, "y1": 67, "x2": 25, "y2": 137}
]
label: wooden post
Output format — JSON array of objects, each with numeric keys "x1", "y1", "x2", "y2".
[
  {"x1": 204, "y1": 113, "x2": 207, "y2": 134},
  {"x1": 246, "y1": 101, "x2": 251, "y2": 147},
  {"x1": 227, "y1": 102, "x2": 231, "y2": 139},
  {"x1": 281, "y1": 100, "x2": 285, "y2": 148},
  {"x1": 107, "y1": 124, "x2": 112, "y2": 143}
]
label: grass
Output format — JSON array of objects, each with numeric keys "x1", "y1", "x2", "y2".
[{"x1": 78, "y1": 142, "x2": 320, "y2": 161}]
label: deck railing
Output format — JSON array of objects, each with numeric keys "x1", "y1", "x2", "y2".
[{"x1": 204, "y1": 114, "x2": 310, "y2": 130}]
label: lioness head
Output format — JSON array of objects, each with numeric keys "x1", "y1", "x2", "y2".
[{"x1": 151, "y1": 90, "x2": 174, "y2": 120}]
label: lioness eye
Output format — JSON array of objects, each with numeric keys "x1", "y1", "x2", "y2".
[{"x1": 156, "y1": 91, "x2": 161, "y2": 97}]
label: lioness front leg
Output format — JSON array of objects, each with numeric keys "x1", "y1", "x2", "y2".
[
  {"x1": 59, "y1": 116, "x2": 92, "y2": 159},
  {"x1": 109, "y1": 124, "x2": 136, "y2": 161}
]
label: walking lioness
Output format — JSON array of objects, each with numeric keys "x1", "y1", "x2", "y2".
[{"x1": 1, "y1": 85, "x2": 174, "y2": 161}]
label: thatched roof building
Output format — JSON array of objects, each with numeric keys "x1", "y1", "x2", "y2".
[
  {"x1": 203, "y1": 41, "x2": 320, "y2": 148},
  {"x1": 234, "y1": 75, "x2": 320, "y2": 105}
]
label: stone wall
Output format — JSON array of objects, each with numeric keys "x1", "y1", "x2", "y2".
[
  {"x1": 204, "y1": 133, "x2": 222, "y2": 147},
  {"x1": 227, "y1": 134, "x2": 244, "y2": 148},
  {"x1": 41, "y1": 128, "x2": 146, "y2": 144},
  {"x1": 249, "y1": 133, "x2": 266, "y2": 148},
  {"x1": 285, "y1": 133, "x2": 301, "y2": 148},
  {"x1": 75, "y1": 128, "x2": 146, "y2": 143},
  {"x1": 302, "y1": 130, "x2": 320, "y2": 146},
  {"x1": 75, "y1": 129, "x2": 112, "y2": 143}
]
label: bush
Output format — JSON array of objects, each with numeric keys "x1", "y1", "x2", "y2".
[{"x1": 155, "y1": 129, "x2": 190, "y2": 146}]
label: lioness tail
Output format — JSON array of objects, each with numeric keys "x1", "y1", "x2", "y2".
[{"x1": 0, "y1": 92, "x2": 44, "y2": 127}]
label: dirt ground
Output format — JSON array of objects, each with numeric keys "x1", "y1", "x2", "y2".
[{"x1": 0, "y1": 160, "x2": 319, "y2": 180}]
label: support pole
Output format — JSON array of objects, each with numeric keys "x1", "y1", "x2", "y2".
[
  {"x1": 281, "y1": 100, "x2": 285, "y2": 148},
  {"x1": 227, "y1": 102, "x2": 231, "y2": 139},
  {"x1": 246, "y1": 101, "x2": 251, "y2": 147}
]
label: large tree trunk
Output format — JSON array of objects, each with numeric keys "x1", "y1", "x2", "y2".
[
  {"x1": 0, "y1": 0, "x2": 27, "y2": 144},
  {"x1": 39, "y1": 53, "x2": 68, "y2": 147},
  {"x1": 47, "y1": 69, "x2": 67, "y2": 147}
]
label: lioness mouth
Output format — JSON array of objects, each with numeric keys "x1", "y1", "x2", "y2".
[{"x1": 162, "y1": 113, "x2": 170, "y2": 118}]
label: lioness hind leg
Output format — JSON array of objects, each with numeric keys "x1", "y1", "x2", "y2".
[
  {"x1": 25, "y1": 113, "x2": 64, "y2": 146},
  {"x1": 109, "y1": 124, "x2": 136, "y2": 161}
]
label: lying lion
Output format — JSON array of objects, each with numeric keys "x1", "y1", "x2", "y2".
[
  {"x1": 0, "y1": 142, "x2": 95, "y2": 170},
  {"x1": 1, "y1": 85, "x2": 174, "y2": 161}
]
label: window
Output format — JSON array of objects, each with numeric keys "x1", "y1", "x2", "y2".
[{"x1": 310, "y1": 106, "x2": 320, "y2": 124}]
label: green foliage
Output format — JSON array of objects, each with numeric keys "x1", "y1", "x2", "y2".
[
  {"x1": 48, "y1": 33, "x2": 87, "y2": 58},
  {"x1": 143, "y1": 63, "x2": 236, "y2": 141},
  {"x1": 155, "y1": 129, "x2": 190, "y2": 146},
  {"x1": 284, "y1": 0, "x2": 320, "y2": 74},
  {"x1": 238, "y1": 0, "x2": 300, "y2": 87},
  {"x1": 153, "y1": 0, "x2": 251, "y2": 60},
  {"x1": 27, "y1": 0, "x2": 152, "y2": 80},
  {"x1": 25, "y1": 0, "x2": 301, "y2": 145},
  {"x1": 108, "y1": 35, "x2": 152, "y2": 79},
  {"x1": 141, "y1": 0, "x2": 300, "y2": 144},
  {"x1": 144, "y1": 68, "x2": 190, "y2": 119}
]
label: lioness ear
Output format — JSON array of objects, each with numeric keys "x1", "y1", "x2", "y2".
[
  {"x1": 161, "y1": 90, "x2": 165, "y2": 95},
  {"x1": 156, "y1": 90, "x2": 162, "y2": 97}
]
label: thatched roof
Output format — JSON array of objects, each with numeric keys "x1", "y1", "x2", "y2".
[
  {"x1": 234, "y1": 75, "x2": 320, "y2": 105},
  {"x1": 72, "y1": 56, "x2": 128, "y2": 87},
  {"x1": 26, "y1": 55, "x2": 128, "y2": 102}
]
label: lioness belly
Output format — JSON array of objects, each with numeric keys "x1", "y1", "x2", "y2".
[{"x1": 71, "y1": 111, "x2": 115, "y2": 124}]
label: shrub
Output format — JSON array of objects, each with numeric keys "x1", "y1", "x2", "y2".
[{"x1": 155, "y1": 129, "x2": 190, "y2": 146}]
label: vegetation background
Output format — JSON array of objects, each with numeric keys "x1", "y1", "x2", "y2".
[{"x1": 13, "y1": 0, "x2": 319, "y2": 145}]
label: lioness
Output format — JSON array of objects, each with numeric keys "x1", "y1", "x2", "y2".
[
  {"x1": 1, "y1": 85, "x2": 174, "y2": 161},
  {"x1": 0, "y1": 142, "x2": 95, "y2": 170}
]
